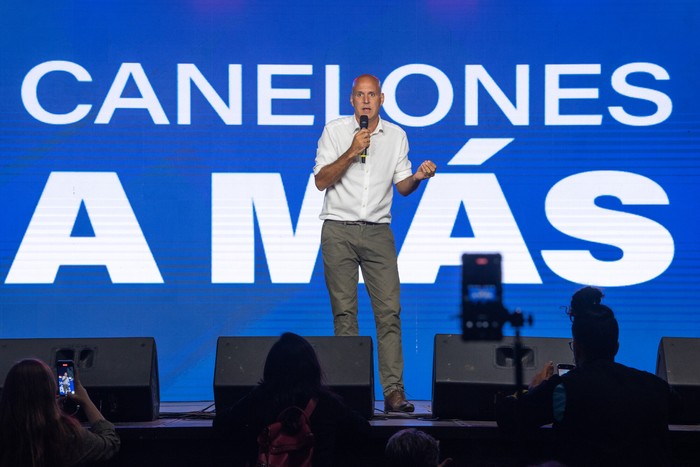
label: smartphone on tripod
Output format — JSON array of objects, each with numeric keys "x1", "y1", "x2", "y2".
[{"x1": 461, "y1": 253, "x2": 508, "y2": 341}]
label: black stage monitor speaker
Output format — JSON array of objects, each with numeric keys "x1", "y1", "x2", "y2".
[
  {"x1": 0, "y1": 337, "x2": 159, "y2": 422},
  {"x1": 432, "y1": 334, "x2": 573, "y2": 420},
  {"x1": 214, "y1": 336, "x2": 375, "y2": 419},
  {"x1": 656, "y1": 337, "x2": 700, "y2": 424}
]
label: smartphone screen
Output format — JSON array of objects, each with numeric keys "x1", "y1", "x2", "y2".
[
  {"x1": 57, "y1": 360, "x2": 75, "y2": 395},
  {"x1": 557, "y1": 363, "x2": 575, "y2": 376},
  {"x1": 461, "y1": 253, "x2": 506, "y2": 341}
]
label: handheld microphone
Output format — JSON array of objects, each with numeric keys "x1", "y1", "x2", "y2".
[{"x1": 360, "y1": 115, "x2": 368, "y2": 163}]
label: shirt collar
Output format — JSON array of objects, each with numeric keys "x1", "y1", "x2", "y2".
[{"x1": 353, "y1": 116, "x2": 384, "y2": 135}]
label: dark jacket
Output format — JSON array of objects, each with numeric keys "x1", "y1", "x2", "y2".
[{"x1": 496, "y1": 359, "x2": 678, "y2": 467}]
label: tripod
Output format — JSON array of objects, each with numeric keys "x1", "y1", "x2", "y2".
[{"x1": 507, "y1": 308, "x2": 533, "y2": 394}]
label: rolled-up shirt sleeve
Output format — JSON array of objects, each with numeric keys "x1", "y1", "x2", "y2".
[
  {"x1": 392, "y1": 132, "x2": 412, "y2": 184},
  {"x1": 314, "y1": 125, "x2": 342, "y2": 175}
]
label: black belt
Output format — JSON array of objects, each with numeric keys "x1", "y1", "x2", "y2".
[{"x1": 325, "y1": 219, "x2": 384, "y2": 226}]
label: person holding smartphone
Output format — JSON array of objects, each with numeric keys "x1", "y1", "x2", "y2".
[
  {"x1": 0, "y1": 359, "x2": 120, "y2": 467},
  {"x1": 495, "y1": 287, "x2": 680, "y2": 467}
]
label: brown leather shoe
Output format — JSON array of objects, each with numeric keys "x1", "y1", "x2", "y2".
[{"x1": 384, "y1": 390, "x2": 415, "y2": 413}]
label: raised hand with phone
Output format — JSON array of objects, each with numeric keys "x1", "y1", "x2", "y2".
[
  {"x1": 0, "y1": 358, "x2": 120, "y2": 466},
  {"x1": 495, "y1": 287, "x2": 679, "y2": 467},
  {"x1": 56, "y1": 360, "x2": 109, "y2": 426}
]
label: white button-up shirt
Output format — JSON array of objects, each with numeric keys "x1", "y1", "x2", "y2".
[{"x1": 314, "y1": 116, "x2": 413, "y2": 224}]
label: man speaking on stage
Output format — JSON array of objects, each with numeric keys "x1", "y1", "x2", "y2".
[{"x1": 313, "y1": 74, "x2": 437, "y2": 413}]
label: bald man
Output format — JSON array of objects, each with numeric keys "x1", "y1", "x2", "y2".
[{"x1": 314, "y1": 74, "x2": 437, "y2": 413}]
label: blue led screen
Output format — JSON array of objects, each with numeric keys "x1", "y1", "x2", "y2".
[{"x1": 1, "y1": 0, "x2": 698, "y2": 401}]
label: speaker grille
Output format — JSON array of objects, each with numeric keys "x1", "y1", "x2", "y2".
[
  {"x1": 656, "y1": 337, "x2": 700, "y2": 424},
  {"x1": 432, "y1": 334, "x2": 573, "y2": 420},
  {"x1": 214, "y1": 336, "x2": 374, "y2": 419},
  {"x1": 0, "y1": 337, "x2": 159, "y2": 422}
]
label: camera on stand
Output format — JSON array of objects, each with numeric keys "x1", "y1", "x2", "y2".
[
  {"x1": 461, "y1": 253, "x2": 533, "y2": 390},
  {"x1": 461, "y1": 253, "x2": 508, "y2": 341}
]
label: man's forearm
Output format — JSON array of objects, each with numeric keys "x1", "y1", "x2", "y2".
[
  {"x1": 396, "y1": 175, "x2": 421, "y2": 196},
  {"x1": 314, "y1": 149, "x2": 357, "y2": 191}
]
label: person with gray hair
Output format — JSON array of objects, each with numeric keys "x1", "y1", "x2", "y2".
[{"x1": 385, "y1": 428, "x2": 452, "y2": 467}]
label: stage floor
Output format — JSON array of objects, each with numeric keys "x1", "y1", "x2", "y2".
[
  {"x1": 116, "y1": 400, "x2": 503, "y2": 436},
  {"x1": 122, "y1": 400, "x2": 700, "y2": 430},
  {"x1": 108, "y1": 401, "x2": 700, "y2": 467}
]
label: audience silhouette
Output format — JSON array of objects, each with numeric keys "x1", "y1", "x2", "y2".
[
  {"x1": 0, "y1": 359, "x2": 120, "y2": 467},
  {"x1": 496, "y1": 287, "x2": 680, "y2": 467},
  {"x1": 214, "y1": 332, "x2": 370, "y2": 467}
]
